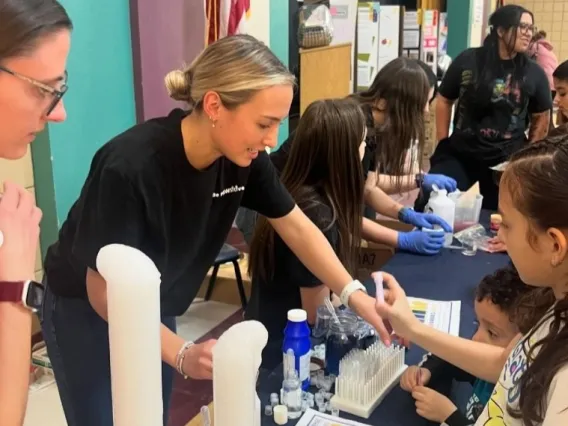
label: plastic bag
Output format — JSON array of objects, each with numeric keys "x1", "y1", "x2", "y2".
[{"x1": 298, "y1": 4, "x2": 334, "y2": 49}]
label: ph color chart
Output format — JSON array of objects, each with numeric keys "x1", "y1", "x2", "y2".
[{"x1": 406, "y1": 297, "x2": 461, "y2": 336}]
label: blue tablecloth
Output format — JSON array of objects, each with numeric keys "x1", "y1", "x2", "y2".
[{"x1": 259, "y1": 211, "x2": 510, "y2": 425}]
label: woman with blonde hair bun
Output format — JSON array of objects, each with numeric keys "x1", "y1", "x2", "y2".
[{"x1": 41, "y1": 34, "x2": 391, "y2": 426}]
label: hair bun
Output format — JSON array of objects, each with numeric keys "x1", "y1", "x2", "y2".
[{"x1": 165, "y1": 69, "x2": 192, "y2": 102}]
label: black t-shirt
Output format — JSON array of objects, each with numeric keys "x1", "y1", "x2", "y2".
[
  {"x1": 439, "y1": 47, "x2": 551, "y2": 163},
  {"x1": 44, "y1": 109, "x2": 295, "y2": 316},
  {"x1": 244, "y1": 193, "x2": 338, "y2": 367}
]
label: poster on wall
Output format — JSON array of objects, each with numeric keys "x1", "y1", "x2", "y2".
[
  {"x1": 356, "y1": 2, "x2": 380, "y2": 91},
  {"x1": 438, "y1": 12, "x2": 448, "y2": 56},
  {"x1": 402, "y1": 10, "x2": 420, "y2": 60},
  {"x1": 377, "y1": 6, "x2": 402, "y2": 72},
  {"x1": 420, "y1": 9, "x2": 438, "y2": 73}
]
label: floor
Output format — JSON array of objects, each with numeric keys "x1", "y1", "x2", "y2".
[{"x1": 24, "y1": 299, "x2": 240, "y2": 426}]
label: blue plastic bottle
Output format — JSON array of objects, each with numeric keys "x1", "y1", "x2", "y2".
[{"x1": 282, "y1": 309, "x2": 311, "y2": 390}]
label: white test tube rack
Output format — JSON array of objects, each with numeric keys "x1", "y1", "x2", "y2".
[{"x1": 330, "y1": 341, "x2": 407, "y2": 419}]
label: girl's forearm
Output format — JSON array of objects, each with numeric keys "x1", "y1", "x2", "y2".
[
  {"x1": 361, "y1": 218, "x2": 398, "y2": 247},
  {"x1": 377, "y1": 174, "x2": 417, "y2": 195},
  {"x1": 409, "y1": 322, "x2": 515, "y2": 383}
]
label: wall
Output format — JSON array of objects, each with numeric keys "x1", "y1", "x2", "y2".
[
  {"x1": 248, "y1": 0, "x2": 271, "y2": 45},
  {"x1": 447, "y1": 0, "x2": 474, "y2": 59},
  {"x1": 32, "y1": 0, "x2": 137, "y2": 254},
  {"x1": 130, "y1": 0, "x2": 205, "y2": 121},
  {"x1": 515, "y1": 0, "x2": 568, "y2": 63},
  {"x1": 269, "y1": 0, "x2": 290, "y2": 146}
]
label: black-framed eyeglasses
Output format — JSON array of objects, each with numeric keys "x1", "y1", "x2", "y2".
[
  {"x1": 0, "y1": 65, "x2": 68, "y2": 116},
  {"x1": 518, "y1": 23, "x2": 537, "y2": 35}
]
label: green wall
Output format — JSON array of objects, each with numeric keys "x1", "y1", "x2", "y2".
[
  {"x1": 31, "y1": 0, "x2": 137, "y2": 256},
  {"x1": 269, "y1": 0, "x2": 290, "y2": 146},
  {"x1": 447, "y1": 0, "x2": 474, "y2": 59}
]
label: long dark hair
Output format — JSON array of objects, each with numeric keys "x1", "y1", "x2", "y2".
[
  {"x1": 474, "y1": 5, "x2": 533, "y2": 108},
  {"x1": 0, "y1": 0, "x2": 72, "y2": 61},
  {"x1": 249, "y1": 99, "x2": 365, "y2": 281},
  {"x1": 352, "y1": 57, "x2": 429, "y2": 188},
  {"x1": 501, "y1": 134, "x2": 568, "y2": 424}
]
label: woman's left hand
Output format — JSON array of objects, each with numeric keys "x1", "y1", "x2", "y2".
[
  {"x1": 412, "y1": 386, "x2": 457, "y2": 423},
  {"x1": 399, "y1": 207, "x2": 453, "y2": 232}
]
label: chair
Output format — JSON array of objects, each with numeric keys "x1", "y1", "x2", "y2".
[{"x1": 204, "y1": 244, "x2": 247, "y2": 310}]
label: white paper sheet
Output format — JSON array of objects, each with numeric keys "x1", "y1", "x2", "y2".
[
  {"x1": 296, "y1": 408, "x2": 371, "y2": 426},
  {"x1": 406, "y1": 297, "x2": 461, "y2": 337}
]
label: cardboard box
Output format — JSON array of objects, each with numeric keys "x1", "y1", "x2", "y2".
[{"x1": 356, "y1": 219, "x2": 413, "y2": 281}]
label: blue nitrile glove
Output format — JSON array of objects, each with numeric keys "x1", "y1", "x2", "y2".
[
  {"x1": 422, "y1": 174, "x2": 458, "y2": 193},
  {"x1": 397, "y1": 230, "x2": 444, "y2": 255},
  {"x1": 398, "y1": 207, "x2": 453, "y2": 232}
]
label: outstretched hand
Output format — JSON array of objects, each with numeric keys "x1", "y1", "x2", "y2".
[
  {"x1": 348, "y1": 290, "x2": 393, "y2": 346},
  {"x1": 374, "y1": 272, "x2": 421, "y2": 341}
]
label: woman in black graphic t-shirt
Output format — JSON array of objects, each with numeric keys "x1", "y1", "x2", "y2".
[
  {"x1": 415, "y1": 5, "x2": 552, "y2": 212},
  {"x1": 40, "y1": 35, "x2": 391, "y2": 426}
]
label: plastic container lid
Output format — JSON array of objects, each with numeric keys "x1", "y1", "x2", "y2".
[{"x1": 287, "y1": 309, "x2": 307, "y2": 322}]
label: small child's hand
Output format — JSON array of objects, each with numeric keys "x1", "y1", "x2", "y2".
[
  {"x1": 400, "y1": 366, "x2": 431, "y2": 392},
  {"x1": 412, "y1": 386, "x2": 457, "y2": 423}
]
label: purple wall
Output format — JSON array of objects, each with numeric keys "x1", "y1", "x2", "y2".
[{"x1": 130, "y1": 0, "x2": 205, "y2": 121}]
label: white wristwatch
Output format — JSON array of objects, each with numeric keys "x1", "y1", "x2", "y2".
[{"x1": 339, "y1": 280, "x2": 367, "y2": 308}]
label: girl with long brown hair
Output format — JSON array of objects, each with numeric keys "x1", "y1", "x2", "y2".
[
  {"x1": 246, "y1": 98, "x2": 367, "y2": 367},
  {"x1": 376, "y1": 134, "x2": 568, "y2": 425},
  {"x1": 238, "y1": 58, "x2": 457, "y2": 256}
]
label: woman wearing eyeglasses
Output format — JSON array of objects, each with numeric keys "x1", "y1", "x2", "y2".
[
  {"x1": 415, "y1": 5, "x2": 552, "y2": 212},
  {"x1": 0, "y1": 1, "x2": 71, "y2": 425}
]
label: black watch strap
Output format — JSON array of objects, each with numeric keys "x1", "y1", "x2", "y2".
[{"x1": 415, "y1": 173, "x2": 425, "y2": 189}]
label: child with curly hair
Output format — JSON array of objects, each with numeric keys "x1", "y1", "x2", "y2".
[{"x1": 399, "y1": 264, "x2": 534, "y2": 425}]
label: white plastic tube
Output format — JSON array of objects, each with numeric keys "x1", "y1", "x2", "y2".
[
  {"x1": 96, "y1": 244, "x2": 163, "y2": 426},
  {"x1": 213, "y1": 321, "x2": 268, "y2": 426}
]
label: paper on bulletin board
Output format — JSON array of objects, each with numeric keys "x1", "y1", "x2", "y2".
[
  {"x1": 296, "y1": 408, "x2": 371, "y2": 426},
  {"x1": 377, "y1": 6, "x2": 401, "y2": 72},
  {"x1": 356, "y1": 2, "x2": 380, "y2": 90}
]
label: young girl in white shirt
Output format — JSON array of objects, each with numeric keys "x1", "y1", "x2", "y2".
[{"x1": 377, "y1": 133, "x2": 568, "y2": 425}]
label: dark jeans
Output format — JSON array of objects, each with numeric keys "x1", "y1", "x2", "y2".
[
  {"x1": 415, "y1": 137, "x2": 503, "y2": 212},
  {"x1": 40, "y1": 283, "x2": 176, "y2": 426}
]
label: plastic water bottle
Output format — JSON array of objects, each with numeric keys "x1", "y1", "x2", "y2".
[
  {"x1": 425, "y1": 186, "x2": 455, "y2": 247},
  {"x1": 282, "y1": 309, "x2": 311, "y2": 390},
  {"x1": 282, "y1": 349, "x2": 302, "y2": 419}
]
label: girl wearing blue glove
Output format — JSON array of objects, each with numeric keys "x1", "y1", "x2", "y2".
[
  {"x1": 351, "y1": 58, "x2": 457, "y2": 250},
  {"x1": 256, "y1": 59, "x2": 456, "y2": 256}
]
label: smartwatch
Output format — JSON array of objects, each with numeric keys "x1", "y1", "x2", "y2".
[{"x1": 0, "y1": 280, "x2": 44, "y2": 312}]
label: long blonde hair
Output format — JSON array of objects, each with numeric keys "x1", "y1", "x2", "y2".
[{"x1": 165, "y1": 34, "x2": 295, "y2": 111}]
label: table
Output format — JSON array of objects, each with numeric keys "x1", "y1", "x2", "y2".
[{"x1": 259, "y1": 211, "x2": 510, "y2": 425}]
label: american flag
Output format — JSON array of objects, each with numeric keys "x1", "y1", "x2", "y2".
[{"x1": 205, "y1": 0, "x2": 251, "y2": 46}]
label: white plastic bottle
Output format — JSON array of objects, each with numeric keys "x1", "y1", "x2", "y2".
[{"x1": 425, "y1": 187, "x2": 455, "y2": 247}]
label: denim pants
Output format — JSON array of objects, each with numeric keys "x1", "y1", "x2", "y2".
[{"x1": 40, "y1": 284, "x2": 176, "y2": 426}]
